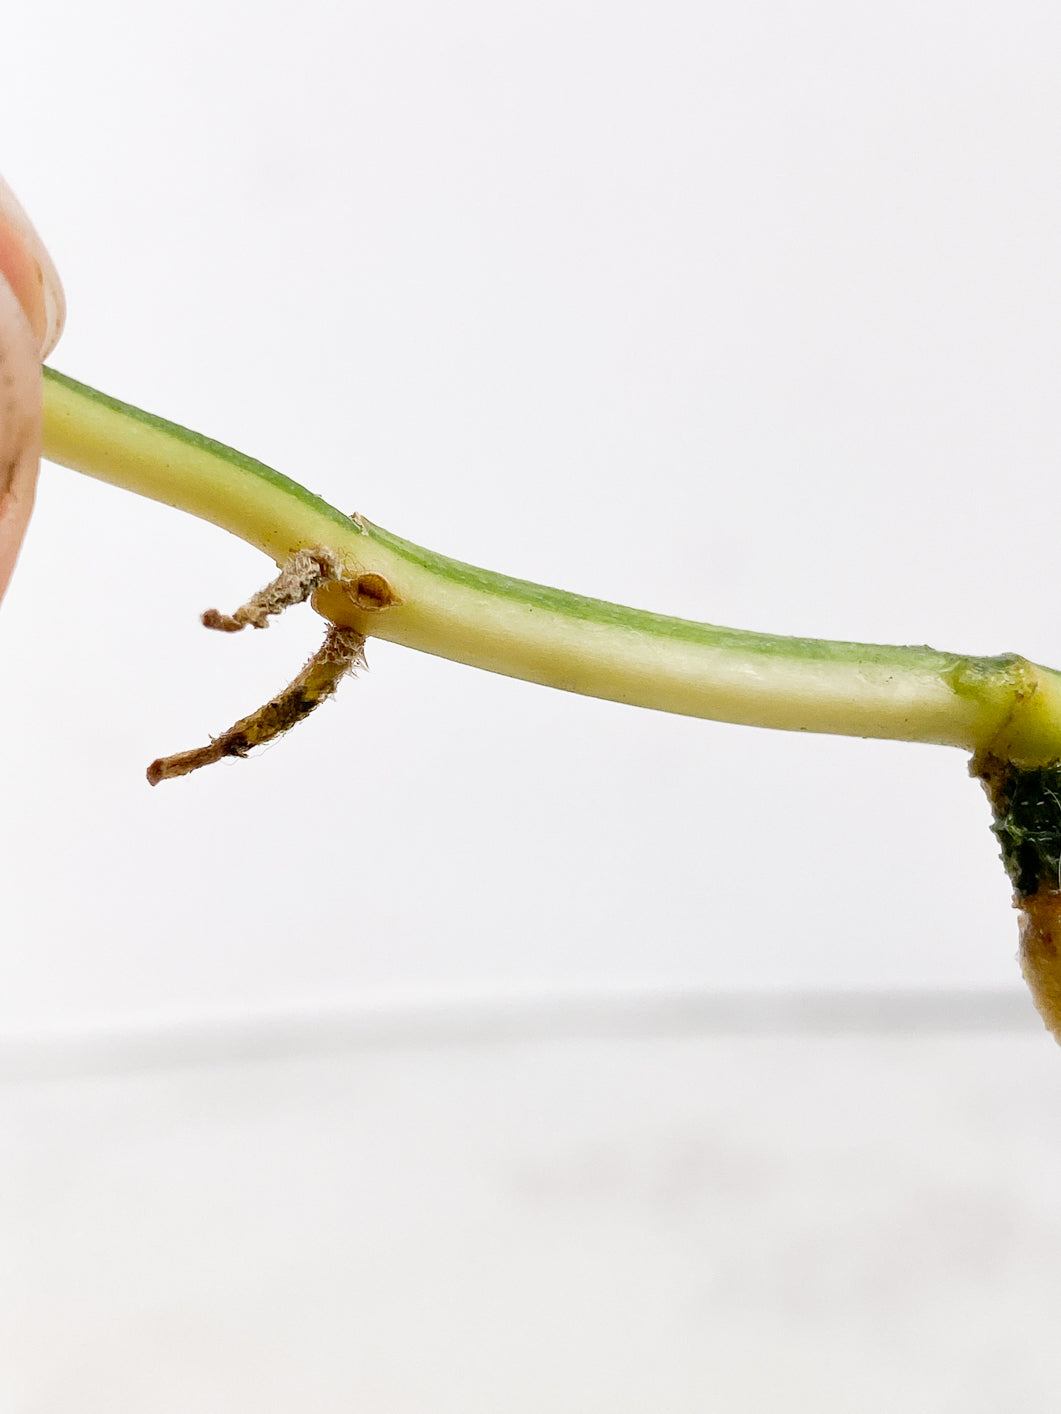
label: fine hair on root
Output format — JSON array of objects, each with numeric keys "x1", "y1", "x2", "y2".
[{"x1": 147, "y1": 625, "x2": 366, "y2": 785}]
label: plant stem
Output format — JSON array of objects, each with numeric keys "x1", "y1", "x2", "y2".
[{"x1": 39, "y1": 365, "x2": 1061, "y2": 766}]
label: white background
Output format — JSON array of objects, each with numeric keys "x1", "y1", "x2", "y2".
[
  {"x1": 2, "y1": 1, "x2": 1061, "y2": 1407},
  {"x1": 2, "y1": 0, "x2": 1055, "y2": 1023}
]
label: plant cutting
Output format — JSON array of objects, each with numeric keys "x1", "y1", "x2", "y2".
[{"x1": 4, "y1": 176, "x2": 1061, "y2": 1040}]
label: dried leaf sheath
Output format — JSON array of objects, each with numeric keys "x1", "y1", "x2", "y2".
[{"x1": 147, "y1": 625, "x2": 366, "y2": 785}]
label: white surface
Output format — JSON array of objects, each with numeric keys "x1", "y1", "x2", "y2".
[{"x1": 4, "y1": 1008, "x2": 1061, "y2": 1412}]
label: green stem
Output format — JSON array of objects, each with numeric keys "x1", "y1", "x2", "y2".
[{"x1": 40, "y1": 365, "x2": 1061, "y2": 766}]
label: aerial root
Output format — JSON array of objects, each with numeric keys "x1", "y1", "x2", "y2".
[
  {"x1": 201, "y1": 547, "x2": 343, "y2": 632},
  {"x1": 148, "y1": 547, "x2": 362, "y2": 785},
  {"x1": 147, "y1": 624, "x2": 366, "y2": 785}
]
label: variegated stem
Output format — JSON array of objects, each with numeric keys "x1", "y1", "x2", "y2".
[{"x1": 40, "y1": 366, "x2": 1061, "y2": 769}]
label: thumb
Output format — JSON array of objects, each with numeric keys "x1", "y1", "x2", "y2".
[{"x1": 0, "y1": 173, "x2": 65, "y2": 603}]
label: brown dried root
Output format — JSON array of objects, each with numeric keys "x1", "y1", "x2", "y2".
[
  {"x1": 201, "y1": 547, "x2": 343, "y2": 632},
  {"x1": 147, "y1": 624, "x2": 366, "y2": 785}
]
